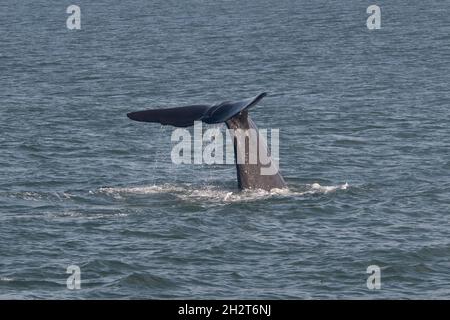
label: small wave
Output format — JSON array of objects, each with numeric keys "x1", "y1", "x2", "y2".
[
  {"x1": 115, "y1": 273, "x2": 177, "y2": 289},
  {"x1": 331, "y1": 134, "x2": 367, "y2": 144},
  {"x1": 45, "y1": 211, "x2": 128, "y2": 220}
]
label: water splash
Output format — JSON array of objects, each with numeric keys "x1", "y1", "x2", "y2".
[
  {"x1": 96, "y1": 182, "x2": 349, "y2": 204},
  {"x1": 310, "y1": 182, "x2": 349, "y2": 194}
]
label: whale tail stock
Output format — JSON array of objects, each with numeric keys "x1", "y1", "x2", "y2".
[{"x1": 127, "y1": 92, "x2": 286, "y2": 190}]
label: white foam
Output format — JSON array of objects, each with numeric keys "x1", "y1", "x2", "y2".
[
  {"x1": 0, "y1": 277, "x2": 14, "y2": 282},
  {"x1": 45, "y1": 211, "x2": 128, "y2": 220},
  {"x1": 96, "y1": 182, "x2": 349, "y2": 204},
  {"x1": 309, "y1": 182, "x2": 349, "y2": 194},
  {"x1": 7, "y1": 191, "x2": 74, "y2": 202},
  {"x1": 19, "y1": 192, "x2": 42, "y2": 201},
  {"x1": 97, "y1": 184, "x2": 186, "y2": 195}
]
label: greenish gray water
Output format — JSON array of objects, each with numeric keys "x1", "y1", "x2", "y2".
[{"x1": 0, "y1": 0, "x2": 449, "y2": 299}]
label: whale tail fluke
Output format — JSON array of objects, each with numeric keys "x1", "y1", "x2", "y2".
[{"x1": 127, "y1": 92, "x2": 267, "y2": 128}]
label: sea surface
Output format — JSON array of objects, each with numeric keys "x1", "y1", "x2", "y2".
[{"x1": 1, "y1": 0, "x2": 449, "y2": 299}]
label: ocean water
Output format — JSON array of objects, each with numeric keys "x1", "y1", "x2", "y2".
[{"x1": 1, "y1": 0, "x2": 449, "y2": 299}]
